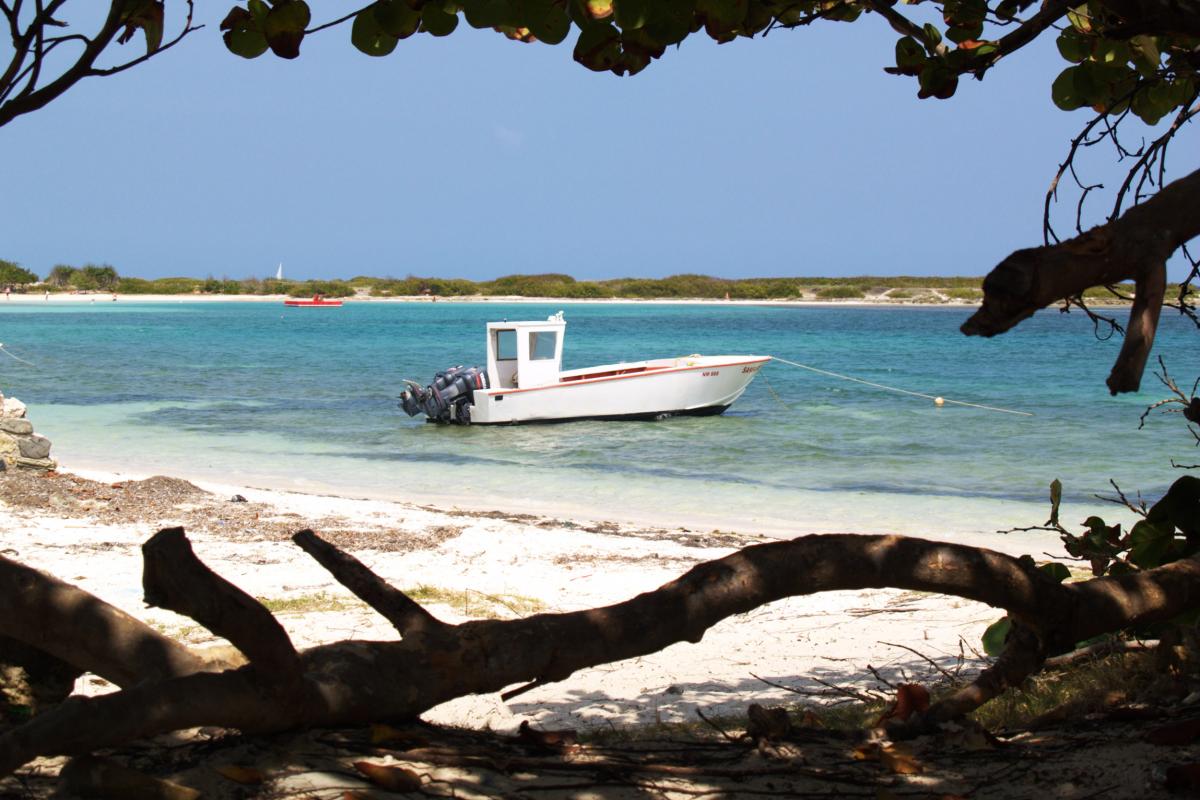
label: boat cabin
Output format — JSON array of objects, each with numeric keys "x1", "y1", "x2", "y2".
[{"x1": 486, "y1": 312, "x2": 565, "y2": 389}]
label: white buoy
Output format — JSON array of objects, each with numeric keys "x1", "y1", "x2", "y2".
[{"x1": 934, "y1": 397, "x2": 945, "y2": 406}]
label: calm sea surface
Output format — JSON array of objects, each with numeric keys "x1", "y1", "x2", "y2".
[{"x1": 1, "y1": 301, "x2": 1196, "y2": 541}]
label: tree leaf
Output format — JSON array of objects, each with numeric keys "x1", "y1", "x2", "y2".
[
  {"x1": 1128, "y1": 519, "x2": 1175, "y2": 568},
  {"x1": 1039, "y1": 562, "x2": 1071, "y2": 583},
  {"x1": 263, "y1": 0, "x2": 311, "y2": 58},
  {"x1": 981, "y1": 616, "x2": 1011, "y2": 656},
  {"x1": 421, "y1": 4, "x2": 460, "y2": 36},
  {"x1": 375, "y1": 0, "x2": 423, "y2": 38},
  {"x1": 351, "y1": 7, "x2": 399, "y2": 55}
]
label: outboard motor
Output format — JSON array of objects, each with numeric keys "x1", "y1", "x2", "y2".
[{"x1": 399, "y1": 365, "x2": 489, "y2": 424}]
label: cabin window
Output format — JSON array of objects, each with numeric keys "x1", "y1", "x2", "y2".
[
  {"x1": 529, "y1": 331, "x2": 557, "y2": 361},
  {"x1": 495, "y1": 329, "x2": 517, "y2": 361}
]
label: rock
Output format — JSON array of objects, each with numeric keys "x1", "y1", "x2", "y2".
[
  {"x1": 1, "y1": 397, "x2": 26, "y2": 418},
  {"x1": 17, "y1": 434, "x2": 50, "y2": 460},
  {"x1": 0, "y1": 432, "x2": 18, "y2": 468},
  {"x1": 15, "y1": 457, "x2": 55, "y2": 471},
  {"x1": 0, "y1": 419, "x2": 32, "y2": 435}
]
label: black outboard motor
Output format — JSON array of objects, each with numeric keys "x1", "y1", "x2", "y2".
[{"x1": 399, "y1": 365, "x2": 489, "y2": 424}]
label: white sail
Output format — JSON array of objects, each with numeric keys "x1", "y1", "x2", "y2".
[{"x1": 275, "y1": 263, "x2": 284, "y2": 280}]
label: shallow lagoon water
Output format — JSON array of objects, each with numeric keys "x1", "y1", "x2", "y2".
[{"x1": 1, "y1": 301, "x2": 1195, "y2": 542}]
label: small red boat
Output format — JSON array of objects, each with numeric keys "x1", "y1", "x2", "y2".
[{"x1": 284, "y1": 294, "x2": 343, "y2": 307}]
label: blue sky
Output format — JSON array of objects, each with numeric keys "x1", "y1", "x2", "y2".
[{"x1": 1, "y1": 4, "x2": 1195, "y2": 282}]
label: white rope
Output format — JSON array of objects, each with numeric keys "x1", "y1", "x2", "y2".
[
  {"x1": 0, "y1": 343, "x2": 36, "y2": 367},
  {"x1": 770, "y1": 355, "x2": 1033, "y2": 417}
]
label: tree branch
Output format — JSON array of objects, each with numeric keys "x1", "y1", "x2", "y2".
[
  {"x1": 0, "y1": 553, "x2": 212, "y2": 687},
  {"x1": 292, "y1": 528, "x2": 446, "y2": 636},
  {"x1": 963, "y1": 165, "x2": 1200, "y2": 393},
  {"x1": 142, "y1": 527, "x2": 301, "y2": 680}
]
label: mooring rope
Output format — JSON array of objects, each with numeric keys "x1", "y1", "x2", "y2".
[
  {"x1": 0, "y1": 343, "x2": 36, "y2": 367},
  {"x1": 770, "y1": 355, "x2": 1033, "y2": 417}
]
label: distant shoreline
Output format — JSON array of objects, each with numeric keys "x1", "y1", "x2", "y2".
[{"x1": 2, "y1": 292, "x2": 997, "y2": 307}]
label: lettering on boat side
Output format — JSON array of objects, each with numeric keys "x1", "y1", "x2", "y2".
[
  {"x1": 742, "y1": 365, "x2": 760, "y2": 373},
  {"x1": 702, "y1": 371, "x2": 720, "y2": 377}
]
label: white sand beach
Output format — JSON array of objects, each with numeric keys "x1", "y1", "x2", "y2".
[{"x1": 0, "y1": 464, "x2": 1039, "y2": 734}]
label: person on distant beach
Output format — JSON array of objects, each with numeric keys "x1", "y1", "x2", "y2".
[
  {"x1": 4, "y1": 286, "x2": 9, "y2": 300},
  {"x1": 44, "y1": 290, "x2": 48, "y2": 301}
]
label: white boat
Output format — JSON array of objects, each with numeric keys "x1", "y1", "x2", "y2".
[{"x1": 399, "y1": 312, "x2": 770, "y2": 425}]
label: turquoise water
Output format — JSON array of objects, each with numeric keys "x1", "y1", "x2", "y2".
[{"x1": 1, "y1": 301, "x2": 1196, "y2": 540}]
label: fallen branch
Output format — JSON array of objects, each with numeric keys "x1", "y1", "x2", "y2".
[{"x1": 2, "y1": 529, "x2": 1200, "y2": 775}]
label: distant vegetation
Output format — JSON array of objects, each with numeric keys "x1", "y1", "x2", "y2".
[{"x1": 0, "y1": 260, "x2": 1150, "y2": 303}]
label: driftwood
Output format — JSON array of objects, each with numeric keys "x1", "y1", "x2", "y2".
[
  {"x1": 963, "y1": 165, "x2": 1200, "y2": 394},
  {"x1": 2, "y1": 526, "x2": 1200, "y2": 776}
]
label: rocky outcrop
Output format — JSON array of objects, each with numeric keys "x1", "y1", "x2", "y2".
[{"x1": 0, "y1": 392, "x2": 55, "y2": 472}]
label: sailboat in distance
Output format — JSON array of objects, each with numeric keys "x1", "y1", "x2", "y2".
[{"x1": 275, "y1": 263, "x2": 284, "y2": 280}]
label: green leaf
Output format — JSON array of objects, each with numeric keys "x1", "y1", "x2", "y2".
[
  {"x1": 226, "y1": 25, "x2": 270, "y2": 57},
  {"x1": 1039, "y1": 562, "x2": 1071, "y2": 583},
  {"x1": 894, "y1": 36, "x2": 926, "y2": 76},
  {"x1": 922, "y1": 23, "x2": 942, "y2": 49},
  {"x1": 421, "y1": 4, "x2": 460, "y2": 36},
  {"x1": 263, "y1": 0, "x2": 311, "y2": 59},
  {"x1": 614, "y1": 0, "x2": 649, "y2": 30},
  {"x1": 375, "y1": 0, "x2": 423, "y2": 38},
  {"x1": 982, "y1": 617, "x2": 1012, "y2": 657},
  {"x1": 1056, "y1": 28, "x2": 1090, "y2": 63},
  {"x1": 1066, "y1": 3, "x2": 1091, "y2": 33},
  {"x1": 247, "y1": 0, "x2": 270, "y2": 25},
  {"x1": 1128, "y1": 519, "x2": 1175, "y2": 568},
  {"x1": 464, "y1": 0, "x2": 517, "y2": 28},
  {"x1": 352, "y1": 6, "x2": 400, "y2": 55},
  {"x1": 529, "y1": 5, "x2": 572, "y2": 44},
  {"x1": 917, "y1": 60, "x2": 957, "y2": 99},
  {"x1": 573, "y1": 21, "x2": 622, "y2": 72},
  {"x1": 221, "y1": 8, "x2": 270, "y2": 59},
  {"x1": 1147, "y1": 475, "x2": 1200, "y2": 539}
]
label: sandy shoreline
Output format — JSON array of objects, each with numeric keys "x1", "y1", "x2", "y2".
[{"x1": 0, "y1": 463, "x2": 1034, "y2": 735}]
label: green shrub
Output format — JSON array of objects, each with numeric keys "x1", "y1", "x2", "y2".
[{"x1": 815, "y1": 285, "x2": 865, "y2": 299}]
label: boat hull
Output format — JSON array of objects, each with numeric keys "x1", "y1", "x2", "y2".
[{"x1": 466, "y1": 355, "x2": 769, "y2": 425}]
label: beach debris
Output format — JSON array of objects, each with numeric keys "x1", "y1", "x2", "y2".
[
  {"x1": 229, "y1": 494, "x2": 247, "y2": 503},
  {"x1": 516, "y1": 720, "x2": 579, "y2": 752}
]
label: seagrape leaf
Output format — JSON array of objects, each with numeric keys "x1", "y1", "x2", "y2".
[
  {"x1": 1066, "y1": 3, "x2": 1091, "y2": 32},
  {"x1": 263, "y1": 0, "x2": 310, "y2": 59},
  {"x1": 375, "y1": 0, "x2": 422, "y2": 38},
  {"x1": 574, "y1": 22, "x2": 622, "y2": 72},
  {"x1": 982, "y1": 617, "x2": 1011, "y2": 657},
  {"x1": 614, "y1": 0, "x2": 650, "y2": 30},
  {"x1": 1052, "y1": 65, "x2": 1087, "y2": 110},
  {"x1": 118, "y1": 0, "x2": 164, "y2": 54},
  {"x1": 696, "y1": 0, "x2": 747, "y2": 36},
  {"x1": 894, "y1": 36, "x2": 925, "y2": 76},
  {"x1": 1039, "y1": 562, "x2": 1071, "y2": 583},
  {"x1": 917, "y1": 60, "x2": 957, "y2": 99},
  {"x1": 1056, "y1": 28, "x2": 1090, "y2": 63},
  {"x1": 221, "y1": 7, "x2": 270, "y2": 58},
  {"x1": 464, "y1": 0, "x2": 517, "y2": 28},
  {"x1": 421, "y1": 4, "x2": 460, "y2": 36},
  {"x1": 1128, "y1": 518, "x2": 1175, "y2": 568},
  {"x1": 352, "y1": 6, "x2": 399, "y2": 55},
  {"x1": 247, "y1": 0, "x2": 270, "y2": 24},
  {"x1": 1147, "y1": 475, "x2": 1200, "y2": 539},
  {"x1": 516, "y1": 0, "x2": 570, "y2": 43}
]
